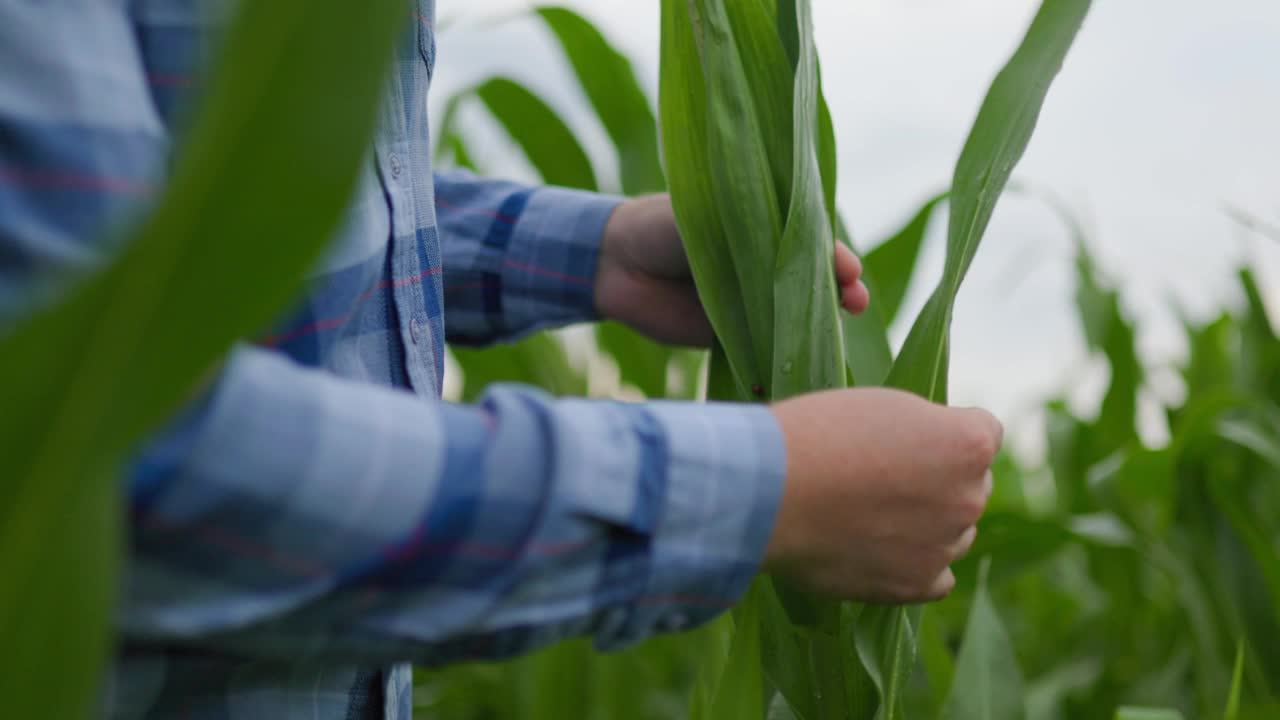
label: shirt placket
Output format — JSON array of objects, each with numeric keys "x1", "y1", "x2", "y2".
[{"x1": 375, "y1": 67, "x2": 438, "y2": 397}]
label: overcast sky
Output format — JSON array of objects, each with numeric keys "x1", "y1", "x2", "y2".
[{"x1": 432, "y1": 0, "x2": 1280, "y2": 457}]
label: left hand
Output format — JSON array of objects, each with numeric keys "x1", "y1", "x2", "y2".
[{"x1": 594, "y1": 193, "x2": 870, "y2": 347}]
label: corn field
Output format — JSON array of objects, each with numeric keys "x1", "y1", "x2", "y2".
[
  {"x1": 421, "y1": 2, "x2": 1280, "y2": 718},
  {"x1": 0, "y1": 1, "x2": 1276, "y2": 719}
]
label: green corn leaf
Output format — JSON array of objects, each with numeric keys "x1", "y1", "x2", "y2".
[
  {"x1": 1114, "y1": 708, "x2": 1186, "y2": 720},
  {"x1": 770, "y1": 0, "x2": 844, "y2": 400},
  {"x1": 692, "y1": 0, "x2": 786, "y2": 392},
  {"x1": 758, "y1": 584, "x2": 821, "y2": 720},
  {"x1": 660, "y1": 0, "x2": 765, "y2": 398},
  {"x1": 1238, "y1": 268, "x2": 1280, "y2": 401},
  {"x1": 941, "y1": 558, "x2": 1025, "y2": 720},
  {"x1": 852, "y1": 604, "x2": 919, "y2": 720},
  {"x1": 596, "y1": 321, "x2": 671, "y2": 398},
  {"x1": 473, "y1": 76, "x2": 599, "y2": 191},
  {"x1": 709, "y1": 590, "x2": 767, "y2": 720},
  {"x1": 950, "y1": 512, "x2": 1074, "y2": 588},
  {"x1": 840, "y1": 277, "x2": 894, "y2": 388},
  {"x1": 839, "y1": 213, "x2": 895, "y2": 387},
  {"x1": 817, "y1": 88, "x2": 839, "y2": 234},
  {"x1": 0, "y1": 1, "x2": 404, "y2": 717},
  {"x1": 723, "y1": 0, "x2": 796, "y2": 216},
  {"x1": 1208, "y1": 419, "x2": 1280, "y2": 628},
  {"x1": 441, "y1": 133, "x2": 480, "y2": 173},
  {"x1": 434, "y1": 94, "x2": 483, "y2": 173},
  {"x1": 886, "y1": 0, "x2": 1092, "y2": 402},
  {"x1": 452, "y1": 333, "x2": 587, "y2": 401},
  {"x1": 515, "y1": 641, "x2": 590, "y2": 718},
  {"x1": 916, "y1": 607, "x2": 956, "y2": 717},
  {"x1": 867, "y1": 4, "x2": 1091, "y2": 715},
  {"x1": 838, "y1": 605, "x2": 889, "y2": 719},
  {"x1": 842, "y1": 193, "x2": 947, "y2": 387},
  {"x1": 689, "y1": 594, "x2": 766, "y2": 720},
  {"x1": 1224, "y1": 641, "x2": 1244, "y2": 720},
  {"x1": 536, "y1": 5, "x2": 666, "y2": 195},
  {"x1": 863, "y1": 192, "x2": 949, "y2": 328},
  {"x1": 1074, "y1": 241, "x2": 1142, "y2": 455}
]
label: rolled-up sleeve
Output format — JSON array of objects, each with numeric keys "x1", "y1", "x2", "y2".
[
  {"x1": 124, "y1": 345, "x2": 785, "y2": 664},
  {"x1": 434, "y1": 168, "x2": 621, "y2": 346}
]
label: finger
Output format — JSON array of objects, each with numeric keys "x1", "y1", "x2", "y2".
[
  {"x1": 957, "y1": 407, "x2": 1005, "y2": 457},
  {"x1": 841, "y1": 281, "x2": 871, "y2": 315},
  {"x1": 924, "y1": 567, "x2": 957, "y2": 601},
  {"x1": 834, "y1": 243, "x2": 863, "y2": 287},
  {"x1": 946, "y1": 525, "x2": 979, "y2": 561},
  {"x1": 982, "y1": 469, "x2": 994, "y2": 499}
]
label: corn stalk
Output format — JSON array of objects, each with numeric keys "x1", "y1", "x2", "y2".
[{"x1": 659, "y1": 0, "x2": 1092, "y2": 717}]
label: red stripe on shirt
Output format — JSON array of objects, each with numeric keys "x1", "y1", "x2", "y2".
[{"x1": 0, "y1": 167, "x2": 153, "y2": 197}]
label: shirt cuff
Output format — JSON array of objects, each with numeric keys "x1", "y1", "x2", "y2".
[
  {"x1": 500, "y1": 186, "x2": 621, "y2": 332},
  {"x1": 548, "y1": 396, "x2": 786, "y2": 649}
]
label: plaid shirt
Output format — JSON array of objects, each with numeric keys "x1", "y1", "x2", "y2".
[{"x1": 0, "y1": 1, "x2": 785, "y2": 719}]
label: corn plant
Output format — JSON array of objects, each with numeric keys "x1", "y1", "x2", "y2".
[
  {"x1": 658, "y1": 0, "x2": 1090, "y2": 717},
  {"x1": 426, "y1": 4, "x2": 1280, "y2": 703}
]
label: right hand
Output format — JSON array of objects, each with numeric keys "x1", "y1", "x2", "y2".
[{"x1": 764, "y1": 387, "x2": 1002, "y2": 604}]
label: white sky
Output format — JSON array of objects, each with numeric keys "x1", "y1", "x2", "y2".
[{"x1": 432, "y1": 0, "x2": 1280, "y2": 458}]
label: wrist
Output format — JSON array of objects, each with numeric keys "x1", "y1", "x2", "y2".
[
  {"x1": 763, "y1": 403, "x2": 804, "y2": 576},
  {"x1": 593, "y1": 198, "x2": 636, "y2": 322}
]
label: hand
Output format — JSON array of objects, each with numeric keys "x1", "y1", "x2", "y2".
[
  {"x1": 764, "y1": 388, "x2": 1002, "y2": 603},
  {"x1": 595, "y1": 194, "x2": 870, "y2": 347}
]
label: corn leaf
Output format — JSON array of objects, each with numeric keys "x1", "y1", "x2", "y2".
[
  {"x1": 660, "y1": 0, "x2": 764, "y2": 397},
  {"x1": 950, "y1": 512, "x2": 1074, "y2": 588},
  {"x1": 1074, "y1": 241, "x2": 1141, "y2": 455},
  {"x1": 0, "y1": 1, "x2": 404, "y2": 717},
  {"x1": 916, "y1": 607, "x2": 956, "y2": 717},
  {"x1": 693, "y1": 0, "x2": 789, "y2": 392},
  {"x1": 940, "y1": 558, "x2": 1024, "y2": 720},
  {"x1": 709, "y1": 591, "x2": 767, "y2": 720},
  {"x1": 536, "y1": 5, "x2": 665, "y2": 195},
  {"x1": 723, "y1": 0, "x2": 796, "y2": 216},
  {"x1": 885, "y1": 0, "x2": 1092, "y2": 402},
  {"x1": 864, "y1": 3, "x2": 1091, "y2": 715},
  {"x1": 863, "y1": 192, "x2": 949, "y2": 328},
  {"x1": 473, "y1": 76, "x2": 598, "y2": 191},
  {"x1": 841, "y1": 193, "x2": 947, "y2": 387},
  {"x1": 1209, "y1": 418, "x2": 1280, "y2": 626},
  {"x1": 452, "y1": 334, "x2": 586, "y2": 401},
  {"x1": 1224, "y1": 642, "x2": 1244, "y2": 720},
  {"x1": 852, "y1": 604, "x2": 918, "y2": 720},
  {"x1": 771, "y1": 0, "x2": 845, "y2": 400},
  {"x1": 595, "y1": 322, "x2": 670, "y2": 397},
  {"x1": 839, "y1": 212, "x2": 895, "y2": 387},
  {"x1": 1114, "y1": 709, "x2": 1186, "y2": 720}
]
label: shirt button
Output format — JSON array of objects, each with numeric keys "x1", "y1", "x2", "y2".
[
  {"x1": 409, "y1": 317, "x2": 421, "y2": 345},
  {"x1": 388, "y1": 153, "x2": 403, "y2": 178}
]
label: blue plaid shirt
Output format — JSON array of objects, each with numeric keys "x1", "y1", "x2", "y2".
[{"x1": 0, "y1": 2, "x2": 785, "y2": 718}]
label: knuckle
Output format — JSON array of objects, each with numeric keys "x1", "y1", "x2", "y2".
[
  {"x1": 927, "y1": 575, "x2": 956, "y2": 601},
  {"x1": 965, "y1": 425, "x2": 1000, "y2": 467},
  {"x1": 956, "y1": 494, "x2": 988, "y2": 525},
  {"x1": 948, "y1": 526, "x2": 979, "y2": 561},
  {"x1": 952, "y1": 412, "x2": 1001, "y2": 469},
  {"x1": 887, "y1": 581, "x2": 927, "y2": 605}
]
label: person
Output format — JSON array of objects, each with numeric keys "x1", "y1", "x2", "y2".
[{"x1": 0, "y1": 2, "x2": 1001, "y2": 719}]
